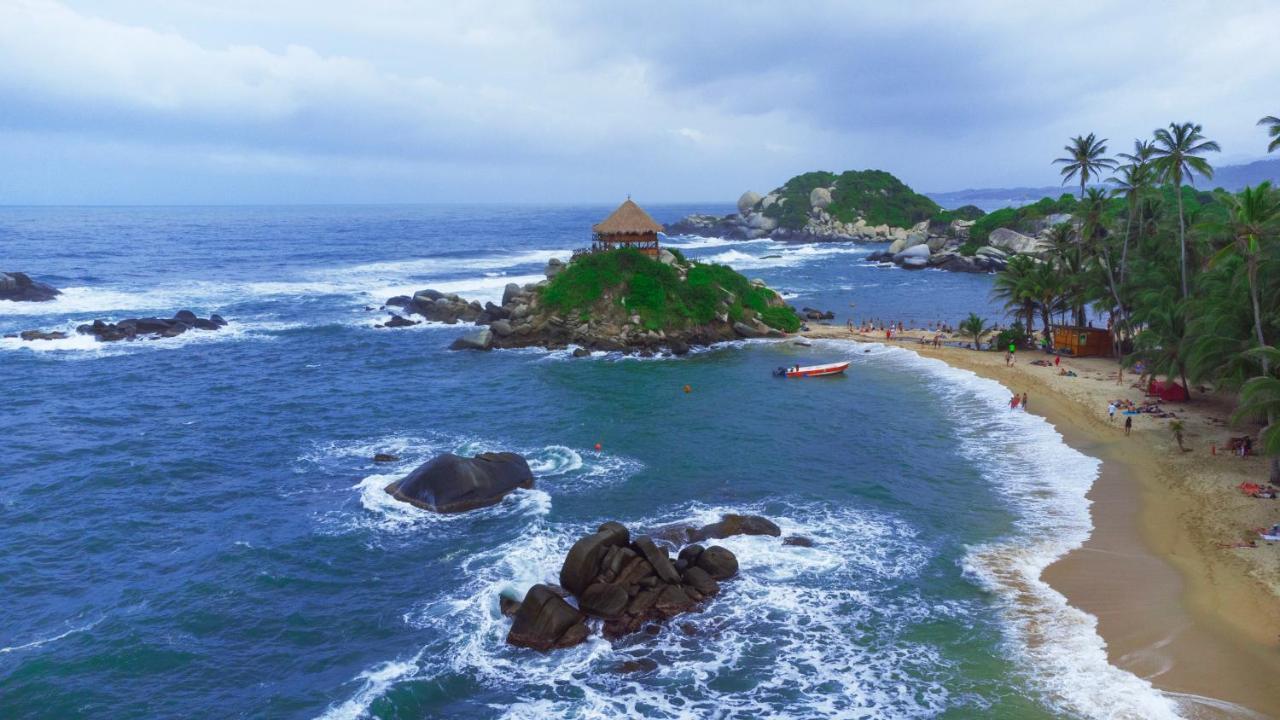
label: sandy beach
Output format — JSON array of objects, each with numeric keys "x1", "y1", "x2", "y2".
[{"x1": 804, "y1": 325, "x2": 1280, "y2": 718}]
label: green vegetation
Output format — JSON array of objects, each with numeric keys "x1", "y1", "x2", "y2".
[
  {"x1": 983, "y1": 117, "x2": 1280, "y2": 482},
  {"x1": 958, "y1": 313, "x2": 993, "y2": 349},
  {"x1": 541, "y1": 248, "x2": 800, "y2": 333},
  {"x1": 759, "y1": 169, "x2": 942, "y2": 230}
]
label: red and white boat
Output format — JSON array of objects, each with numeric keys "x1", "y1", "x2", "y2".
[{"x1": 774, "y1": 361, "x2": 850, "y2": 378}]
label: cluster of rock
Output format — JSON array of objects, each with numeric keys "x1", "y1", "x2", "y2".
[
  {"x1": 0, "y1": 272, "x2": 60, "y2": 302},
  {"x1": 10, "y1": 310, "x2": 227, "y2": 343},
  {"x1": 666, "y1": 190, "x2": 930, "y2": 244},
  {"x1": 800, "y1": 307, "x2": 835, "y2": 321},
  {"x1": 382, "y1": 256, "x2": 790, "y2": 354},
  {"x1": 864, "y1": 225, "x2": 1054, "y2": 273},
  {"x1": 384, "y1": 452, "x2": 534, "y2": 513},
  {"x1": 504, "y1": 517, "x2": 754, "y2": 651}
]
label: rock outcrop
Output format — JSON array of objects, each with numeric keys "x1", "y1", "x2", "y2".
[
  {"x1": 651, "y1": 513, "x2": 782, "y2": 545},
  {"x1": 11, "y1": 311, "x2": 229, "y2": 343},
  {"x1": 504, "y1": 520, "x2": 744, "y2": 650},
  {"x1": 384, "y1": 452, "x2": 534, "y2": 513},
  {"x1": 385, "y1": 254, "x2": 797, "y2": 355},
  {"x1": 0, "y1": 272, "x2": 60, "y2": 302}
]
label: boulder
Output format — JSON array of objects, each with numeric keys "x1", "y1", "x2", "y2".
[
  {"x1": 372, "y1": 453, "x2": 400, "y2": 463},
  {"x1": 545, "y1": 258, "x2": 565, "y2": 279},
  {"x1": 900, "y1": 256, "x2": 928, "y2": 270},
  {"x1": 809, "y1": 187, "x2": 833, "y2": 210},
  {"x1": 0, "y1": 272, "x2": 60, "y2": 302},
  {"x1": 506, "y1": 584, "x2": 590, "y2": 651},
  {"x1": 737, "y1": 191, "x2": 763, "y2": 216},
  {"x1": 579, "y1": 582, "x2": 630, "y2": 619},
  {"x1": 383, "y1": 451, "x2": 534, "y2": 513},
  {"x1": 450, "y1": 328, "x2": 493, "y2": 351},
  {"x1": 732, "y1": 321, "x2": 764, "y2": 339},
  {"x1": 654, "y1": 584, "x2": 695, "y2": 617},
  {"x1": 632, "y1": 536, "x2": 681, "y2": 584},
  {"x1": 892, "y1": 244, "x2": 931, "y2": 262},
  {"x1": 988, "y1": 227, "x2": 1047, "y2": 256},
  {"x1": 926, "y1": 234, "x2": 949, "y2": 252},
  {"x1": 681, "y1": 566, "x2": 719, "y2": 597},
  {"x1": 975, "y1": 246, "x2": 1007, "y2": 259},
  {"x1": 502, "y1": 283, "x2": 523, "y2": 307},
  {"x1": 560, "y1": 523, "x2": 629, "y2": 595},
  {"x1": 658, "y1": 249, "x2": 678, "y2": 266},
  {"x1": 490, "y1": 319, "x2": 514, "y2": 337},
  {"x1": 782, "y1": 536, "x2": 815, "y2": 547},
  {"x1": 695, "y1": 546, "x2": 739, "y2": 580}
]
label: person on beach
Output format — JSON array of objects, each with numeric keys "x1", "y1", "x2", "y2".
[
  {"x1": 1124, "y1": 416, "x2": 1133, "y2": 436},
  {"x1": 1054, "y1": 355, "x2": 1060, "y2": 367},
  {"x1": 1021, "y1": 392, "x2": 1028, "y2": 411},
  {"x1": 1010, "y1": 394, "x2": 1020, "y2": 410},
  {"x1": 1005, "y1": 351, "x2": 1012, "y2": 367},
  {"x1": 1108, "y1": 402, "x2": 1116, "y2": 422}
]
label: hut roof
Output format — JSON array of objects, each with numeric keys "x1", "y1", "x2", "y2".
[{"x1": 593, "y1": 199, "x2": 664, "y2": 235}]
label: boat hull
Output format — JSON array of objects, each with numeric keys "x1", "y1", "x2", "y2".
[{"x1": 783, "y1": 361, "x2": 849, "y2": 378}]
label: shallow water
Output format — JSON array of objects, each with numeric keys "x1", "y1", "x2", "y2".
[{"x1": 0, "y1": 205, "x2": 1181, "y2": 718}]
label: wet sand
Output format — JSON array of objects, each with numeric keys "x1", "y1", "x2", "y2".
[{"x1": 803, "y1": 326, "x2": 1280, "y2": 718}]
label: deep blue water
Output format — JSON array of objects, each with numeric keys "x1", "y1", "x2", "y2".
[{"x1": 0, "y1": 206, "x2": 1178, "y2": 719}]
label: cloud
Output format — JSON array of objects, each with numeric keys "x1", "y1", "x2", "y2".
[{"x1": 0, "y1": 0, "x2": 1277, "y2": 203}]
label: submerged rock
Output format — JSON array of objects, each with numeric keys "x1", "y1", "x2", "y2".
[
  {"x1": 383, "y1": 452, "x2": 533, "y2": 513},
  {"x1": 372, "y1": 453, "x2": 400, "y2": 463},
  {"x1": 0, "y1": 272, "x2": 60, "y2": 302},
  {"x1": 652, "y1": 513, "x2": 781, "y2": 545}
]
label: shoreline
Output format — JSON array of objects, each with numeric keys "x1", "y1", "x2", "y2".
[{"x1": 805, "y1": 326, "x2": 1280, "y2": 717}]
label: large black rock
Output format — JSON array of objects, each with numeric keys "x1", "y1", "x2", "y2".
[
  {"x1": 506, "y1": 584, "x2": 589, "y2": 651},
  {"x1": 0, "y1": 272, "x2": 60, "y2": 302},
  {"x1": 383, "y1": 452, "x2": 534, "y2": 513}
]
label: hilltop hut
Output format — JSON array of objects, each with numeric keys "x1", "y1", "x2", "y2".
[
  {"x1": 1052, "y1": 325, "x2": 1111, "y2": 357},
  {"x1": 592, "y1": 199, "x2": 662, "y2": 257}
]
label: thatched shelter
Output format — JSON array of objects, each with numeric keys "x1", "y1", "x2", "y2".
[{"x1": 592, "y1": 199, "x2": 662, "y2": 257}]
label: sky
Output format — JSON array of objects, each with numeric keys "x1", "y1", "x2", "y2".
[{"x1": 1, "y1": 0, "x2": 1278, "y2": 204}]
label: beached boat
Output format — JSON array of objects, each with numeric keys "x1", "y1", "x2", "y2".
[{"x1": 773, "y1": 361, "x2": 850, "y2": 378}]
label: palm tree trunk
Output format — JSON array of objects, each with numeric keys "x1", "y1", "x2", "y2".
[
  {"x1": 1177, "y1": 188, "x2": 1188, "y2": 298},
  {"x1": 1246, "y1": 260, "x2": 1280, "y2": 484},
  {"x1": 1120, "y1": 201, "x2": 1135, "y2": 286}
]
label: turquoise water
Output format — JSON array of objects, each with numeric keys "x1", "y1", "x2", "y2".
[{"x1": 0, "y1": 206, "x2": 1181, "y2": 718}]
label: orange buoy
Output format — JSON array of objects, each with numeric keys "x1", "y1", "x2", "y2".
[
  {"x1": 683, "y1": 384, "x2": 691, "y2": 394},
  {"x1": 594, "y1": 442, "x2": 602, "y2": 451}
]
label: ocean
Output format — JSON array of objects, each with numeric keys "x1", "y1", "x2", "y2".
[{"x1": 0, "y1": 205, "x2": 1183, "y2": 719}]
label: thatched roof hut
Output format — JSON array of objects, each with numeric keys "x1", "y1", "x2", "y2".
[{"x1": 592, "y1": 199, "x2": 662, "y2": 257}]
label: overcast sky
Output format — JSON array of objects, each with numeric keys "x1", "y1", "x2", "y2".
[{"x1": 2, "y1": 0, "x2": 1278, "y2": 204}]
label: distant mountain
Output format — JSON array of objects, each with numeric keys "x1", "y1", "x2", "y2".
[{"x1": 927, "y1": 158, "x2": 1280, "y2": 211}]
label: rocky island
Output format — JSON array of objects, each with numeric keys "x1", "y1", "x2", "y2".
[
  {"x1": 384, "y1": 247, "x2": 801, "y2": 354},
  {"x1": 666, "y1": 169, "x2": 1080, "y2": 273}
]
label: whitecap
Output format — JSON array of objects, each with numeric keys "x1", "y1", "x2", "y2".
[{"x1": 0, "y1": 616, "x2": 102, "y2": 655}]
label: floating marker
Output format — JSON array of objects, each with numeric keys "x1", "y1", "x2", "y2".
[
  {"x1": 594, "y1": 442, "x2": 602, "y2": 451},
  {"x1": 683, "y1": 384, "x2": 691, "y2": 394}
]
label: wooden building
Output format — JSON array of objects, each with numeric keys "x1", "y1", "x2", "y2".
[
  {"x1": 1052, "y1": 325, "x2": 1112, "y2": 357},
  {"x1": 592, "y1": 199, "x2": 662, "y2": 257}
]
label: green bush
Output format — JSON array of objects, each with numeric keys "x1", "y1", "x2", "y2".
[
  {"x1": 541, "y1": 249, "x2": 800, "y2": 333},
  {"x1": 958, "y1": 242, "x2": 979, "y2": 257}
]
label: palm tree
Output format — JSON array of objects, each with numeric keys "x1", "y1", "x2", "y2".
[
  {"x1": 1236, "y1": 347, "x2": 1280, "y2": 482},
  {"x1": 1030, "y1": 261, "x2": 1065, "y2": 344},
  {"x1": 1109, "y1": 141, "x2": 1157, "y2": 285},
  {"x1": 1129, "y1": 288, "x2": 1193, "y2": 398},
  {"x1": 1151, "y1": 122, "x2": 1221, "y2": 298},
  {"x1": 959, "y1": 313, "x2": 992, "y2": 350},
  {"x1": 992, "y1": 255, "x2": 1040, "y2": 334},
  {"x1": 1211, "y1": 183, "x2": 1280, "y2": 482},
  {"x1": 1054, "y1": 133, "x2": 1117, "y2": 200},
  {"x1": 1259, "y1": 116, "x2": 1280, "y2": 153}
]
